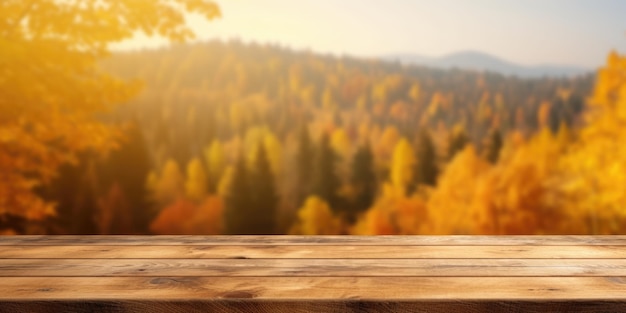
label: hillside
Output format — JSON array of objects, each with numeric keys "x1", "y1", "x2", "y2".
[
  {"x1": 385, "y1": 51, "x2": 591, "y2": 78},
  {"x1": 34, "y1": 40, "x2": 596, "y2": 235}
]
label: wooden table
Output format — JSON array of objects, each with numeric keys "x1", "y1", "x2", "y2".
[{"x1": 1, "y1": 236, "x2": 626, "y2": 312}]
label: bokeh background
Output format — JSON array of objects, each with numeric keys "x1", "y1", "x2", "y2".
[{"x1": 2, "y1": 0, "x2": 626, "y2": 235}]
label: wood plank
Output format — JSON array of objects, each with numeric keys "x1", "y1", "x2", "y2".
[
  {"x1": 0, "y1": 245, "x2": 624, "y2": 259},
  {"x1": 1, "y1": 277, "x2": 626, "y2": 300},
  {"x1": 2, "y1": 235, "x2": 626, "y2": 246},
  {"x1": 1, "y1": 300, "x2": 625, "y2": 313},
  {"x1": 1, "y1": 259, "x2": 625, "y2": 277}
]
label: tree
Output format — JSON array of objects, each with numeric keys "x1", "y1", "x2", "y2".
[
  {"x1": 98, "y1": 120, "x2": 152, "y2": 233},
  {"x1": 351, "y1": 183, "x2": 428, "y2": 235},
  {"x1": 331, "y1": 128, "x2": 351, "y2": 160},
  {"x1": 447, "y1": 125, "x2": 469, "y2": 161},
  {"x1": 154, "y1": 159, "x2": 184, "y2": 207},
  {"x1": 426, "y1": 145, "x2": 491, "y2": 234},
  {"x1": 414, "y1": 129, "x2": 439, "y2": 187},
  {"x1": 350, "y1": 142, "x2": 376, "y2": 222},
  {"x1": 295, "y1": 124, "x2": 314, "y2": 206},
  {"x1": 289, "y1": 196, "x2": 343, "y2": 235},
  {"x1": 408, "y1": 83, "x2": 420, "y2": 103},
  {"x1": 38, "y1": 153, "x2": 100, "y2": 234},
  {"x1": 0, "y1": 0, "x2": 220, "y2": 229},
  {"x1": 249, "y1": 143, "x2": 279, "y2": 234},
  {"x1": 203, "y1": 140, "x2": 225, "y2": 193},
  {"x1": 223, "y1": 153, "x2": 253, "y2": 234},
  {"x1": 483, "y1": 128, "x2": 503, "y2": 164},
  {"x1": 556, "y1": 51, "x2": 626, "y2": 234},
  {"x1": 390, "y1": 138, "x2": 416, "y2": 196},
  {"x1": 311, "y1": 133, "x2": 341, "y2": 211},
  {"x1": 96, "y1": 183, "x2": 133, "y2": 234},
  {"x1": 185, "y1": 157, "x2": 208, "y2": 203},
  {"x1": 150, "y1": 196, "x2": 223, "y2": 235}
]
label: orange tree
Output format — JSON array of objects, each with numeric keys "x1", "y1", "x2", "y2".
[{"x1": 0, "y1": 1, "x2": 220, "y2": 227}]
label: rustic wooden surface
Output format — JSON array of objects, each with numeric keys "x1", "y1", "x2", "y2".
[{"x1": 1, "y1": 236, "x2": 626, "y2": 312}]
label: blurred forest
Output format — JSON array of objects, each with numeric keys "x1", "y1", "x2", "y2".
[{"x1": 3, "y1": 1, "x2": 626, "y2": 235}]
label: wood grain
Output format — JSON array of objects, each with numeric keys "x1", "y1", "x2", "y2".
[
  {"x1": 2, "y1": 301, "x2": 626, "y2": 313},
  {"x1": 1, "y1": 245, "x2": 625, "y2": 258},
  {"x1": 2, "y1": 276, "x2": 626, "y2": 300},
  {"x1": 1, "y1": 236, "x2": 625, "y2": 312},
  {"x1": 2, "y1": 235, "x2": 626, "y2": 245},
  {"x1": 1, "y1": 258, "x2": 626, "y2": 277}
]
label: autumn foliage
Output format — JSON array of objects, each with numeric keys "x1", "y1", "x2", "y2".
[
  {"x1": 0, "y1": 0, "x2": 219, "y2": 231},
  {"x1": 3, "y1": 1, "x2": 626, "y2": 235}
]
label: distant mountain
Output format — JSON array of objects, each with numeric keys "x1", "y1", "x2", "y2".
[{"x1": 385, "y1": 51, "x2": 591, "y2": 78}]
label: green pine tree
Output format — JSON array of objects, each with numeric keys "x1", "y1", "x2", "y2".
[
  {"x1": 484, "y1": 128, "x2": 503, "y2": 164},
  {"x1": 224, "y1": 153, "x2": 253, "y2": 234},
  {"x1": 350, "y1": 142, "x2": 376, "y2": 223},
  {"x1": 296, "y1": 124, "x2": 314, "y2": 206},
  {"x1": 414, "y1": 129, "x2": 439, "y2": 187},
  {"x1": 100, "y1": 120, "x2": 153, "y2": 233},
  {"x1": 312, "y1": 133, "x2": 341, "y2": 211},
  {"x1": 447, "y1": 126, "x2": 469, "y2": 161},
  {"x1": 250, "y1": 143, "x2": 279, "y2": 234}
]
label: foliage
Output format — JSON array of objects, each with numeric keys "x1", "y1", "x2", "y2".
[
  {"x1": 0, "y1": 0, "x2": 220, "y2": 227},
  {"x1": 185, "y1": 157, "x2": 208, "y2": 202},
  {"x1": 289, "y1": 196, "x2": 343, "y2": 235},
  {"x1": 150, "y1": 195, "x2": 223, "y2": 234}
]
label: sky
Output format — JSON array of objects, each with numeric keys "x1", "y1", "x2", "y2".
[{"x1": 112, "y1": 0, "x2": 626, "y2": 69}]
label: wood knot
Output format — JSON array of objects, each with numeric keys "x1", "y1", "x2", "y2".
[
  {"x1": 218, "y1": 290, "x2": 256, "y2": 299},
  {"x1": 149, "y1": 277, "x2": 191, "y2": 285}
]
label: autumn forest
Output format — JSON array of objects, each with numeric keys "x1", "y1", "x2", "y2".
[{"x1": 2, "y1": 1, "x2": 626, "y2": 235}]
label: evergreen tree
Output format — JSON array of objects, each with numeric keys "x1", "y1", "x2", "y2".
[
  {"x1": 312, "y1": 133, "x2": 341, "y2": 211},
  {"x1": 224, "y1": 153, "x2": 253, "y2": 234},
  {"x1": 100, "y1": 121, "x2": 153, "y2": 233},
  {"x1": 447, "y1": 126, "x2": 469, "y2": 160},
  {"x1": 39, "y1": 152, "x2": 99, "y2": 234},
  {"x1": 414, "y1": 129, "x2": 439, "y2": 187},
  {"x1": 484, "y1": 128, "x2": 503, "y2": 164},
  {"x1": 350, "y1": 142, "x2": 376, "y2": 222},
  {"x1": 250, "y1": 143, "x2": 279, "y2": 234},
  {"x1": 296, "y1": 124, "x2": 314, "y2": 205}
]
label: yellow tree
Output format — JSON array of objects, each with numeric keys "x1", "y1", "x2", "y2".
[
  {"x1": 374, "y1": 125, "x2": 400, "y2": 168},
  {"x1": 217, "y1": 165, "x2": 234, "y2": 198},
  {"x1": 0, "y1": 1, "x2": 220, "y2": 224},
  {"x1": 330, "y1": 128, "x2": 351, "y2": 162},
  {"x1": 204, "y1": 139, "x2": 225, "y2": 191},
  {"x1": 408, "y1": 83, "x2": 420, "y2": 103},
  {"x1": 289, "y1": 196, "x2": 343, "y2": 235},
  {"x1": 185, "y1": 157, "x2": 208, "y2": 203},
  {"x1": 426, "y1": 130, "x2": 569, "y2": 235},
  {"x1": 557, "y1": 51, "x2": 626, "y2": 234},
  {"x1": 246, "y1": 127, "x2": 282, "y2": 177},
  {"x1": 351, "y1": 183, "x2": 428, "y2": 235},
  {"x1": 481, "y1": 129, "x2": 569, "y2": 234},
  {"x1": 390, "y1": 138, "x2": 415, "y2": 195},
  {"x1": 425, "y1": 145, "x2": 491, "y2": 234},
  {"x1": 154, "y1": 159, "x2": 185, "y2": 207},
  {"x1": 330, "y1": 128, "x2": 351, "y2": 181}
]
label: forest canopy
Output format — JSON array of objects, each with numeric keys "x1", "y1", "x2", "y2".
[
  {"x1": 2, "y1": 1, "x2": 626, "y2": 236},
  {"x1": 0, "y1": 0, "x2": 220, "y2": 233}
]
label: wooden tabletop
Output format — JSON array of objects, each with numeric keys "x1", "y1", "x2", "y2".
[{"x1": 1, "y1": 235, "x2": 626, "y2": 312}]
